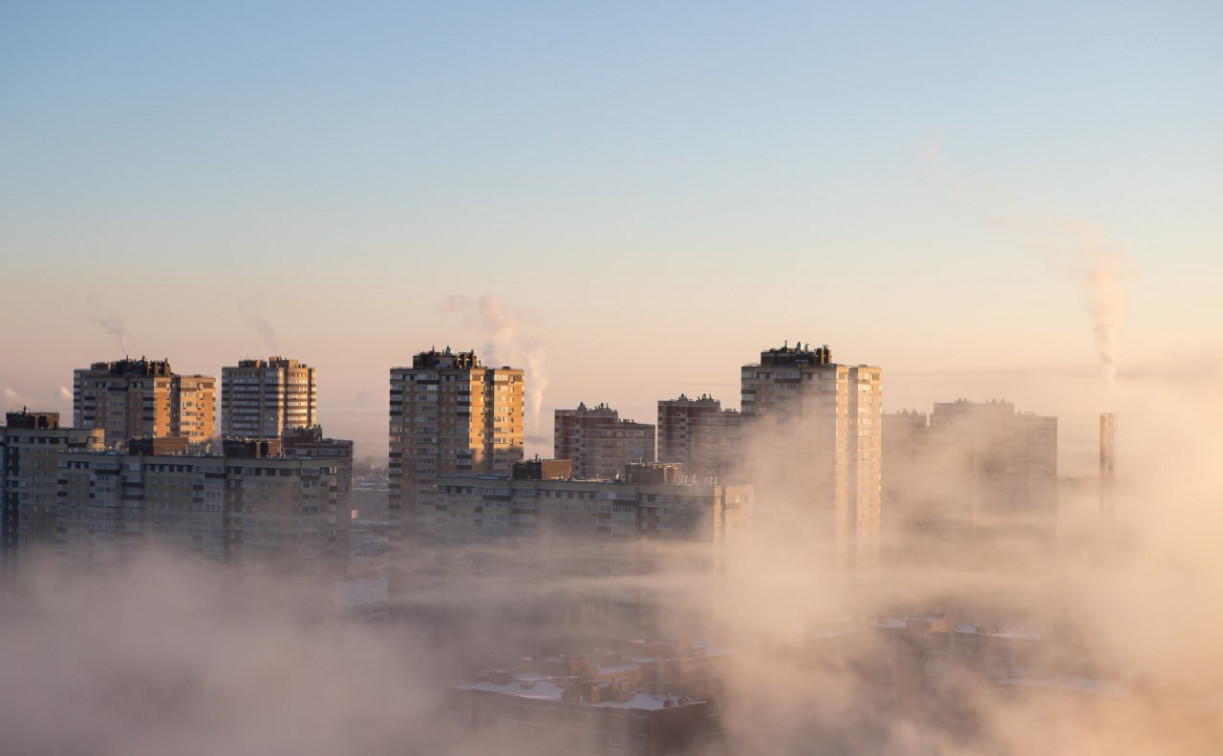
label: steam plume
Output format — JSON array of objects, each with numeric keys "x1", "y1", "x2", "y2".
[
  {"x1": 240, "y1": 299, "x2": 280, "y2": 353},
  {"x1": 444, "y1": 294, "x2": 551, "y2": 443},
  {"x1": 87, "y1": 296, "x2": 131, "y2": 355},
  {"x1": 919, "y1": 144, "x2": 1134, "y2": 387},
  {"x1": 1077, "y1": 232, "x2": 1129, "y2": 386}
]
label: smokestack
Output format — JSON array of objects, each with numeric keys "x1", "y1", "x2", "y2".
[{"x1": 1099, "y1": 413, "x2": 1116, "y2": 527}]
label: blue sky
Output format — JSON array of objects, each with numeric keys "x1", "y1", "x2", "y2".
[{"x1": 2, "y1": 1, "x2": 1220, "y2": 466}]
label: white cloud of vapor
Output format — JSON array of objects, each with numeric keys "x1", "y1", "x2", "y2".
[
  {"x1": 918, "y1": 142, "x2": 1136, "y2": 389},
  {"x1": 240, "y1": 298, "x2": 280, "y2": 354},
  {"x1": 444, "y1": 294, "x2": 551, "y2": 444},
  {"x1": 87, "y1": 295, "x2": 131, "y2": 356}
]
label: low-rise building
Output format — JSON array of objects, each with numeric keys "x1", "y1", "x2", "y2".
[{"x1": 449, "y1": 643, "x2": 722, "y2": 755}]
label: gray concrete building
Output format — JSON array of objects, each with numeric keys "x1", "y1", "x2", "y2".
[{"x1": 1, "y1": 411, "x2": 105, "y2": 573}]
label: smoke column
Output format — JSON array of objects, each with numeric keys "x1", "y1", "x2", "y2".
[
  {"x1": 240, "y1": 299, "x2": 281, "y2": 353},
  {"x1": 1080, "y1": 239, "x2": 1129, "y2": 387},
  {"x1": 0, "y1": 386, "x2": 19, "y2": 413},
  {"x1": 87, "y1": 296, "x2": 131, "y2": 355},
  {"x1": 918, "y1": 144, "x2": 1133, "y2": 388},
  {"x1": 474, "y1": 294, "x2": 517, "y2": 365},
  {"x1": 523, "y1": 350, "x2": 550, "y2": 444},
  {"x1": 445, "y1": 294, "x2": 551, "y2": 443}
]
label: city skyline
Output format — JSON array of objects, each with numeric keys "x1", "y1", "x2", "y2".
[
  {"x1": 2, "y1": 3, "x2": 1220, "y2": 475},
  {"x1": 3, "y1": 4, "x2": 1221, "y2": 754},
  {"x1": 0, "y1": 335, "x2": 1165, "y2": 475}
]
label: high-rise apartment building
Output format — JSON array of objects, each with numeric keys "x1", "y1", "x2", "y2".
[
  {"x1": 554, "y1": 403, "x2": 655, "y2": 480},
  {"x1": 221, "y1": 357, "x2": 318, "y2": 438},
  {"x1": 740, "y1": 343, "x2": 881, "y2": 571},
  {"x1": 175, "y1": 375, "x2": 216, "y2": 443},
  {"x1": 73, "y1": 358, "x2": 216, "y2": 447},
  {"x1": 388, "y1": 348, "x2": 524, "y2": 541},
  {"x1": 882, "y1": 400, "x2": 1057, "y2": 568},
  {"x1": 0, "y1": 411, "x2": 105, "y2": 572},
  {"x1": 657, "y1": 394, "x2": 741, "y2": 482}
]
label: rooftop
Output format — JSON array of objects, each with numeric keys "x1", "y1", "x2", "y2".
[{"x1": 458, "y1": 675, "x2": 701, "y2": 711}]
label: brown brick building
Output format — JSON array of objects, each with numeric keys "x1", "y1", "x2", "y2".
[
  {"x1": 554, "y1": 402, "x2": 655, "y2": 480},
  {"x1": 657, "y1": 394, "x2": 741, "y2": 482}
]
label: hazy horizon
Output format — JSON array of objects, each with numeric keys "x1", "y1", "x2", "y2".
[
  {"x1": 2, "y1": 6, "x2": 1221, "y2": 750},
  {"x1": 3, "y1": 2, "x2": 1220, "y2": 472}
]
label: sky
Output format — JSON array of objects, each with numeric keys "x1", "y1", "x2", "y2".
[{"x1": 2, "y1": 1, "x2": 1221, "y2": 469}]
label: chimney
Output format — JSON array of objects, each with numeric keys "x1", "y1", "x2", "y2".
[{"x1": 1100, "y1": 413, "x2": 1116, "y2": 528}]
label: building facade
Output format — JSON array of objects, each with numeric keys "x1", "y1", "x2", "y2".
[
  {"x1": 740, "y1": 343, "x2": 882, "y2": 572},
  {"x1": 174, "y1": 374, "x2": 216, "y2": 443},
  {"x1": 657, "y1": 394, "x2": 741, "y2": 482},
  {"x1": 388, "y1": 348, "x2": 524, "y2": 540},
  {"x1": 283, "y1": 425, "x2": 354, "y2": 564},
  {"x1": 73, "y1": 358, "x2": 216, "y2": 447},
  {"x1": 56, "y1": 442, "x2": 337, "y2": 571},
  {"x1": 882, "y1": 400, "x2": 1057, "y2": 568},
  {"x1": 434, "y1": 462, "x2": 750, "y2": 550},
  {"x1": 0, "y1": 411, "x2": 105, "y2": 572},
  {"x1": 554, "y1": 402, "x2": 655, "y2": 480},
  {"x1": 221, "y1": 357, "x2": 318, "y2": 438}
]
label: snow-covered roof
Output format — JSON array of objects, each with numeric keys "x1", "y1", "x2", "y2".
[
  {"x1": 457, "y1": 674, "x2": 703, "y2": 711},
  {"x1": 1000, "y1": 675, "x2": 1131, "y2": 698}
]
